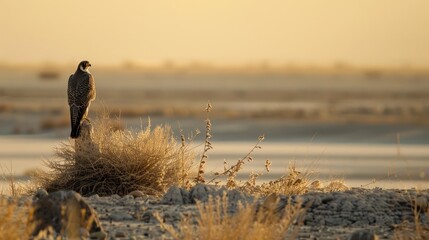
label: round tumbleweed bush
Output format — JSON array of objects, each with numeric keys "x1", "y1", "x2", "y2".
[{"x1": 36, "y1": 115, "x2": 195, "y2": 196}]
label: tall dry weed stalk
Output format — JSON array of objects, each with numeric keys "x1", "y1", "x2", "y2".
[
  {"x1": 195, "y1": 103, "x2": 213, "y2": 184},
  {"x1": 0, "y1": 164, "x2": 26, "y2": 197},
  {"x1": 35, "y1": 113, "x2": 195, "y2": 196}
]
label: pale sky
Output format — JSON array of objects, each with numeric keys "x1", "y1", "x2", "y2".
[{"x1": 1, "y1": 1, "x2": 428, "y2": 67}]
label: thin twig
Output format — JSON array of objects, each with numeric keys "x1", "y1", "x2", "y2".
[{"x1": 207, "y1": 135, "x2": 264, "y2": 184}]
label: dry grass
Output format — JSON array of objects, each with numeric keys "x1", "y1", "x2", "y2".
[
  {"x1": 155, "y1": 194, "x2": 305, "y2": 240},
  {"x1": 0, "y1": 165, "x2": 29, "y2": 197},
  {"x1": 393, "y1": 196, "x2": 429, "y2": 240},
  {"x1": 258, "y1": 165, "x2": 311, "y2": 196},
  {"x1": 34, "y1": 113, "x2": 195, "y2": 197},
  {"x1": 0, "y1": 198, "x2": 32, "y2": 240}
]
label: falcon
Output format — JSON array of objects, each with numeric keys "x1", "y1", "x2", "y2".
[{"x1": 67, "y1": 60, "x2": 96, "y2": 138}]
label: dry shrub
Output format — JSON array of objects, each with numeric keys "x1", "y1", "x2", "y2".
[
  {"x1": 155, "y1": 194, "x2": 305, "y2": 240},
  {"x1": 35, "y1": 114, "x2": 195, "y2": 196},
  {"x1": 324, "y1": 179, "x2": 349, "y2": 192}
]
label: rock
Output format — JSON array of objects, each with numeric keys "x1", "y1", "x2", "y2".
[
  {"x1": 129, "y1": 190, "x2": 146, "y2": 198},
  {"x1": 122, "y1": 194, "x2": 134, "y2": 201},
  {"x1": 110, "y1": 211, "x2": 134, "y2": 221},
  {"x1": 348, "y1": 229, "x2": 379, "y2": 240},
  {"x1": 226, "y1": 188, "x2": 252, "y2": 204},
  {"x1": 161, "y1": 184, "x2": 251, "y2": 205},
  {"x1": 189, "y1": 184, "x2": 218, "y2": 203},
  {"x1": 115, "y1": 231, "x2": 127, "y2": 238},
  {"x1": 30, "y1": 190, "x2": 106, "y2": 239},
  {"x1": 111, "y1": 194, "x2": 121, "y2": 200},
  {"x1": 34, "y1": 188, "x2": 49, "y2": 199},
  {"x1": 90, "y1": 231, "x2": 107, "y2": 240},
  {"x1": 89, "y1": 194, "x2": 100, "y2": 200},
  {"x1": 161, "y1": 186, "x2": 186, "y2": 204}
]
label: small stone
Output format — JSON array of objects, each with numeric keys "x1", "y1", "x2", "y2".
[
  {"x1": 111, "y1": 194, "x2": 121, "y2": 200},
  {"x1": 89, "y1": 194, "x2": 100, "y2": 200},
  {"x1": 90, "y1": 231, "x2": 107, "y2": 240},
  {"x1": 115, "y1": 231, "x2": 127, "y2": 238},
  {"x1": 110, "y1": 211, "x2": 134, "y2": 221},
  {"x1": 129, "y1": 190, "x2": 146, "y2": 198}
]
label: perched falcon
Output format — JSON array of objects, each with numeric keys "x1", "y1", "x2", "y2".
[{"x1": 67, "y1": 60, "x2": 96, "y2": 139}]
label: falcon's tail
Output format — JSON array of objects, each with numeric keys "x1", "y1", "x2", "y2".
[
  {"x1": 70, "y1": 106, "x2": 86, "y2": 139},
  {"x1": 70, "y1": 123, "x2": 80, "y2": 139}
]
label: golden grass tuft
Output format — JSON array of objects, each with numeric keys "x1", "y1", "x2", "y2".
[
  {"x1": 0, "y1": 199, "x2": 31, "y2": 240},
  {"x1": 35, "y1": 114, "x2": 195, "y2": 196},
  {"x1": 155, "y1": 194, "x2": 305, "y2": 240},
  {"x1": 258, "y1": 164, "x2": 311, "y2": 196}
]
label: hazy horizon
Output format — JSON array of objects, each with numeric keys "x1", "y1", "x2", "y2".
[{"x1": 1, "y1": 1, "x2": 428, "y2": 68}]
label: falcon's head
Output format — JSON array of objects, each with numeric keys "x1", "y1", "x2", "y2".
[{"x1": 78, "y1": 60, "x2": 92, "y2": 73}]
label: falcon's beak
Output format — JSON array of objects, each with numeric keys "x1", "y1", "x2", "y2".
[{"x1": 88, "y1": 63, "x2": 92, "y2": 67}]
